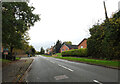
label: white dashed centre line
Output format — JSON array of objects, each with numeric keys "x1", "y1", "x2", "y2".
[
  {"x1": 93, "y1": 80, "x2": 103, "y2": 84},
  {"x1": 58, "y1": 64, "x2": 74, "y2": 72}
]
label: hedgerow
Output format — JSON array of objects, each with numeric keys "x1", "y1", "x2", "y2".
[{"x1": 62, "y1": 48, "x2": 87, "y2": 57}]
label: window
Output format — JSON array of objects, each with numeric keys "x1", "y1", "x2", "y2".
[
  {"x1": 62, "y1": 49, "x2": 64, "y2": 51},
  {"x1": 81, "y1": 46, "x2": 83, "y2": 48},
  {"x1": 66, "y1": 49, "x2": 68, "y2": 51}
]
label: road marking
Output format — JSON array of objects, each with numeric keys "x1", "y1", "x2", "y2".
[
  {"x1": 93, "y1": 80, "x2": 103, "y2": 84},
  {"x1": 54, "y1": 75, "x2": 68, "y2": 80},
  {"x1": 58, "y1": 64, "x2": 74, "y2": 72},
  {"x1": 50, "y1": 61, "x2": 55, "y2": 63}
]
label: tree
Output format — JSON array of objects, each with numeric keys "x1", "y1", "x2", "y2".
[
  {"x1": 40, "y1": 47, "x2": 45, "y2": 54},
  {"x1": 2, "y1": 2, "x2": 40, "y2": 57},
  {"x1": 63, "y1": 41, "x2": 72, "y2": 45},
  {"x1": 87, "y1": 10, "x2": 120, "y2": 60},
  {"x1": 54, "y1": 40, "x2": 62, "y2": 53}
]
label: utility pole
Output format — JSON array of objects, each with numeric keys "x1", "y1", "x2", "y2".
[{"x1": 103, "y1": 1, "x2": 108, "y2": 20}]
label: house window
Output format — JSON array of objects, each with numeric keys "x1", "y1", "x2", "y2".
[
  {"x1": 66, "y1": 49, "x2": 68, "y2": 51},
  {"x1": 81, "y1": 46, "x2": 83, "y2": 48},
  {"x1": 62, "y1": 49, "x2": 64, "y2": 51}
]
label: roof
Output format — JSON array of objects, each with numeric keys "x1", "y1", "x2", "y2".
[
  {"x1": 61, "y1": 43, "x2": 78, "y2": 49},
  {"x1": 78, "y1": 38, "x2": 87, "y2": 46}
]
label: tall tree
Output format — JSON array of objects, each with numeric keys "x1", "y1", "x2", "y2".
[
  {"x1": 40, "y1": 47, "x2": 45, "y2": 54},
  {"x1": 54, "y1": 40, "x2": 62, "y2": 53},
  {"x1": 2, "y1": 2, "x2": 40, "y2": 57}
]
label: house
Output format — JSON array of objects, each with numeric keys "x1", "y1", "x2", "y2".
[
  {"x1": 47, "y1": 46, "x2": 55, "y2": 55},
  {"x1": 60, "y1": 43, "x2": 78, "y2": 53},
  {"x1": 78, "y1": 38, "x2": 87, "y2": 49},
  {"x1": 46, "y1": 48, "x2": 50, "y2": 54}
]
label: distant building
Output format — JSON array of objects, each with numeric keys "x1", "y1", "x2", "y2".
[
  {"x1": 78, "y1": 38, "x2": 87, "y2": 49},
  {"x1": 60, "y1": 43, "x2": 78, "y2": 53},
  {"x1": 47, "y1": 46, "x2": 55, "y2": 55}
]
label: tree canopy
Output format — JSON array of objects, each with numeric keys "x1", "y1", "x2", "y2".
[
  {"x1": 40, "y1": 47, "x2": 45, "y2": 54},
  {"x1": 54, "y1": 40, "x2": 62, "y2": 53},
  {"x1": 87, "y1": 10, "x2": 120, "y2": 60},
  {"x1": 63, "y1": 41, "x2": 72, "y2": 45},
  {"x1": 2, "y1": 2, "x2": 40, "y2": 56}
]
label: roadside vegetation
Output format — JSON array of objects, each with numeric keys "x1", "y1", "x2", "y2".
[
  {"x1": 41, "y1": 54, "x2": 52, "y2": 57},
  {"x1": 53, "y1": 53, "x2": 62, "y2": 57},
  {"x1": 87, "y1": 11, "x2": 120, "y2": 60},
  {"x1": 1, "y1": 57, "x2": 21, "y2": 67},
  {"x1": 54, "y1": 57, "x2": 119, "y2": 68},
  {"x1": 43, "y1": 11, "x2": 120, "y2": 69},
  {"x1": 0, "y1": 59, "x2": 12, "y2": 67},
  {"x1": 62, "y1": 48, "x2": 87, "y2": 57},
  {"x1": 2, "y1": 2, "x2": 40, "y2": 61},
  {"x1": 61, "y1": 11, "x2": 120, "y2": 60}
]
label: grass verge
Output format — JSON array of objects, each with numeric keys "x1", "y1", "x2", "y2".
[
  {"x1": 0, "y1": 59, "x2": 12, "y2": 67},
  {"x1": 53, "y1": 53, "x2": 62, "y2": 57},
  {"x1": 54, "y1": 57, "x2": 119, "y2": 68},
  {"x1": 41, "y1": 54, "x2": 52, "y2": 57},
  {"x1": 16, "y1": 57, "x2": 21, "y2": 60}
]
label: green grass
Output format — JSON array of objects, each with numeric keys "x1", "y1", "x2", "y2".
[
  {"x1": 54, "y1": 53, "x2": 62, "y2": 57},
  {"x1": 0, "y1": 59, "x2": 12, "y2": 67},
  {"x1": 54, "y1": 57, "x2": 119, "y2": 68},
  {"x1": 42, "y1": 54, "x2": 52, "y2": 57},
  {"x1": 0, "y1": 59, "x2": 11, "y2": 62},
  {"x1": 16, "y1": 57, "x2": 21, "y2": 60}
]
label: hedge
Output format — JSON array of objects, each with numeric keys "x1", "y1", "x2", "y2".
[{"x1": 62, "y1": 48, "x2": 87, "y2": 57}]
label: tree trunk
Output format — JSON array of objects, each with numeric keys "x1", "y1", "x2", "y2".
[
  {"x1": 10, "y1": 46, "x2": 13, "y2": 57},
  {"x1": 10, "y1": 46, "x2": 14, "y2": 60}
]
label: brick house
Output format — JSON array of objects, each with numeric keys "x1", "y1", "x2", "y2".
[
  {"x1": 47, "y1": 46, "x2": 55, "y2": 55},
  {"x1": 78, "y1": 38, "x2": 87, "y2": 49},
  {"x1": 60, "y1": 43, "x2": 78, "y2": 53}
]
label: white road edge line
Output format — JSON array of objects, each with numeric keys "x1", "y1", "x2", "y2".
[
  {"x1": 58, "y1": 64, "x2": 74, "y2": 72},
  {"x1": 93, "y1": 80, "x2": 103, "y2": 84}
]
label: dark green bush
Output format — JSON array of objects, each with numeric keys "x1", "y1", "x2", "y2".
[
  {"x1": 62, "y1": 48, "x2": 87, "y2": 57},
  {"x1": 87, "y1": 11, "x2": 120, "y2": 60}
]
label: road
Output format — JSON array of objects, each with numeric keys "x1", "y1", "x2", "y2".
[{"x1": 24, "y1": 55, "x2": 119, "y2": 83}]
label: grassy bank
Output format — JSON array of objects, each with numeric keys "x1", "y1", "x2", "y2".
[
  {"x1": 53, "y1": 53, "x2": 62, "y2": 57},
  {"x1": 41, "y1": 54, "x2": 52, "y2": 57},
  {"x1": 16, "y1": 57, "x2": 21, "y2": 60},
  {"x1": 54, "y1": 57, "x2": 119, "y2": 68},
  {"x1": 0, "y1": 59, "x2": 12, "y2": 67}
]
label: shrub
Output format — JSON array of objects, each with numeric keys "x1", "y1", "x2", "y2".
[{"x1": 62, "y1": 48, "x2": 87, "y2": 57}]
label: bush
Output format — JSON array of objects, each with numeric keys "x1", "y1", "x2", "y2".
[
  {"x1": 62, "y1": 48, "x2": 87, "y2": 57},
  {"x1": 87, "y1": 11, "x2": 120, "y2": 60}
]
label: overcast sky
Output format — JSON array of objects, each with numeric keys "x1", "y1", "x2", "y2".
[{"x1": 28, "y1": 0, "x2": 119, "y2": 51}]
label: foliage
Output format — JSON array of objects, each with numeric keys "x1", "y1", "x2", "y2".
[
  {"x1": 63, "y1": 41, "x2": 72, "y2": 45},
  {"x1": 40, "y1": 47, "x2": 45, "y2": 54},
  {"x1": 54, "y1": 40, "x2": 62, "y2": 53},
  {"x1": 54, "y1": 57, "x2": 119, "y2": 68},
  {"x1": 87, "y1": 11, "x2": 120, "y2": 60},
  {"x1": 2, "y1": 2, "x2": 40, "y2": 56},
  {"x1": 62, "y1": 48, "x2": 87, "y2": 57},
  {"x1": 54, "y1": 53, "x2": 62, "y2": 57}
]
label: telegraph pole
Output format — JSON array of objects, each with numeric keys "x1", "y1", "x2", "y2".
[{"x1": 103, "y1": 1, "x2": 108, "y2": 20}]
